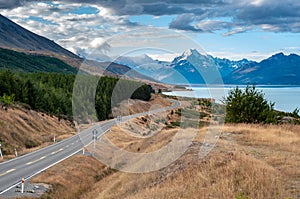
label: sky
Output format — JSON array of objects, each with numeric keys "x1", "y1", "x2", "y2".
[{"x1": 0, "y1": 0, "x2": 300, "y2": 61}]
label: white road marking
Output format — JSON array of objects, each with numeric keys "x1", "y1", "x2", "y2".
[
  {"x1": 0, "y1": 169, "x2": 16, "y2": 177},
  {"x1": 51, "y1": 148, "x2": 63, "y2": 155},
  {"x1": 26, "y1": 156, "x2": 47, "y2": 165}
]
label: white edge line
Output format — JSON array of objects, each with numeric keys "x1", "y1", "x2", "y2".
[
  {"x1": 0, "y1": 148, "x2": 83, "y2": 195},
  {"x1": 0, "y1": 119, "x2": 116, "y2": 166},
  {"x1": 0, "y1": 128, "x2": 111, "y2": 195},
  {"x1": 0, "y1": 134, "x2": 79, "y2": 166}
]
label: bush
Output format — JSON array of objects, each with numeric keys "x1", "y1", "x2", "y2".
[
  {"x1": 24, "y1": 138, "x2": 39, "y2": 148},
  {"x1": 0, "y1": 93, "x2": 15, "y2": 106},
  {"x1": 223, "y1": 85, "x2": 276, "y2": 123}
]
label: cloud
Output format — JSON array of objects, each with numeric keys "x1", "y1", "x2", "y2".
[
  {"x1": 1, "y1": 1, "x2": 141, "y2": 58},
  {"x1": 235, "y1": 0, "x2": 300, "y2": 33},
  {"x1": 0, "y1": 0, "x2": 22, "y2": 9},
  {"x1": 169, "y1": 14, "x2": 203, "y2": 32},
  {"x1": 1, "y1": 0, "x2": 300, "y2": 34},
  {"x1": 0, "y1": 0, "x2": 300, "y2": 63}
]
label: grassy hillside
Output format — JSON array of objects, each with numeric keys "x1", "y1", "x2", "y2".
[
  {"x1": 0, "y1": 48, "x2": 78, "y2": 73},
  {"x1": 29, "y1": 98, "x2": 299, "y2": 198},
  {"x1": 0, "y1": 105, "x2": 75, "y2": 159}
]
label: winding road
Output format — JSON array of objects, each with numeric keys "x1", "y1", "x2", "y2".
[{"x1": 0, "y1": 100, "x2": 180, "y2": 195}]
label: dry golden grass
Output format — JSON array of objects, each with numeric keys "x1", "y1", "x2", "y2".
[
  {"x1": 27, "y1": 97, "x2": 299, "y2": 199},
  {"x1": 220, "y1": 124, "x2": 300, "y2": 197},
  {"x1": 129, "y1": 152, "x2": 287, "y2": 199},
  {"x1": 112, "y1": 94, "x2": 172, "y2": 117},
  {"x1": 31, "y1": 155, "x2": 105, "y2": 199},
  {"x1": 30, "y1": 124, "x2": 299, "y2": 198},
  {"x1": 79, "y1": 123, "x2": 298, "y2": 199},
  {"x1": 0, "y1": 105, "x2": 75, "y2": 160},
  {"x1": 104, "y1": 126, "x2": 178, "y2": 153}
]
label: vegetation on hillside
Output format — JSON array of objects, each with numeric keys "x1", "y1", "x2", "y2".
[
  {"x1": 0, "y1": 48, "x2": 78, "y2": 73},
  {"x1": 0, "y1": 70, "x2": 152, "y2": 122}
]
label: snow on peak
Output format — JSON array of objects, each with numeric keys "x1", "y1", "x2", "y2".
[{"x1": 182, "y1": 48, "x2": 200, "y2": 58}]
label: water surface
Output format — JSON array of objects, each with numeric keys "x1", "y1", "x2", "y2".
[{"x1": 164, "y1": 86, "x2": 300, "y2": 113}]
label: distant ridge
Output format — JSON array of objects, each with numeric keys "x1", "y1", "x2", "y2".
[{"x1": 224, "y1": 52, "x2": 300, "y2": 85}]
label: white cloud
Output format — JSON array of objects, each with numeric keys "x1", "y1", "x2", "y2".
[
  {"x1": 1, "y1": 1, "x2": 140, "y2": 57},
  {"x1": 207, "y1": 51, "x2": 275, "y2": 62},
  {"x1": 148, "y1": 53, "x2": 179, "y2": 62}
]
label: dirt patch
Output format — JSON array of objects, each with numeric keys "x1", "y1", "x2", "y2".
[{"x1": 112, "y1": 94, "x2": 172, "y2": 117}]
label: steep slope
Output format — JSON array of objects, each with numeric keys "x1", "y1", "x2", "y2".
[
  {"x1": 0, "y1": 105, "x2": 75, "y2": 158},
  {"x1": 224, "y1": 53, "x2": 300, "y2": 85},
  {"x1": 0, "y1": 14, "x2": 78, "y2": 59}
]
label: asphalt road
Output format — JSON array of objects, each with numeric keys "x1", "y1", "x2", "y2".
[{"x1": 0, "y1": 99, "x2": 180, "y2": 195}]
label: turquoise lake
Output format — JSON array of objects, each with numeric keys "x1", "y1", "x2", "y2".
[{"x1": 163, "y1": 86, "x2": 300, "y2": 113}]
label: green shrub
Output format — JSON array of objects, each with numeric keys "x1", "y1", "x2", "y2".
[
  {"x1": 223, "y1": 85, "x2": 275, "y2": 123},
  {"x1": 0, "y1": 93, "x2": 15, "y2": 106}
]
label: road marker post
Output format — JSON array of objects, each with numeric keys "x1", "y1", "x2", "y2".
[
  {"x1": 21, "y1": 178, "x2": 25, "y2": 193},
  {"x1": 82, "y1": 147, "x2": 85, "y2": 155},
  {"x1": 0, "y1": 143, "x2": 3, "y2": 159},
  {"x1": 14, "y1": 148, "x2": 18, "y2": 157},
  {"x1": 53, "y1": 135, "x2": 56, "y2": 143}
]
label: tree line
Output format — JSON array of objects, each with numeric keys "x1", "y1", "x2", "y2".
[{"x1": 0, "y1": 70, "x2": 152, "y2": 122}]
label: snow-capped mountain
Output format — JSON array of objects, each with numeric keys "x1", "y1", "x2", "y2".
[
  {"x1": 165, "y1": 49, "x2": 254, "y2": 84},
  {"x1": 112, "y1": 49, "x2": 300, "y2": 85},
  {"x1": 114, "y1": 49, "x2": 254, "y2": 84}
]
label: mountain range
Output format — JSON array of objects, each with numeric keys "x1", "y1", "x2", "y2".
[
  {"x1": 0, "y1": 14, "x2": 300, "y2": 85},
  {"x1": 116, "y1": 49, "x2": 300, "y2": 85},
  {"x1": 223, "y1": 53, "x2": 300, "y2": 85}
]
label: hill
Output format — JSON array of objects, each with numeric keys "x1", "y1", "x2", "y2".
[
  {"x1": 0, "y1": 104, "x2": 75, "y2": 160},
  {"x1": 29, "y1": 98, "x2": 300, "y2": 198},
  {"x1": 0, "y1": 14, "x2": 77, "y2": 59}
]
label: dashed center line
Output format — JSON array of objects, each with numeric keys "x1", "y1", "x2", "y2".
[
  {"x1": 26, "y1": 156, "x2": 47, "y2": 165},
  {"x1": 0, "y1": 169, "x2": 16, "y2": 177},
  {"x1": 51, "y1": 148, "x2": 63, "y2": 155}
]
